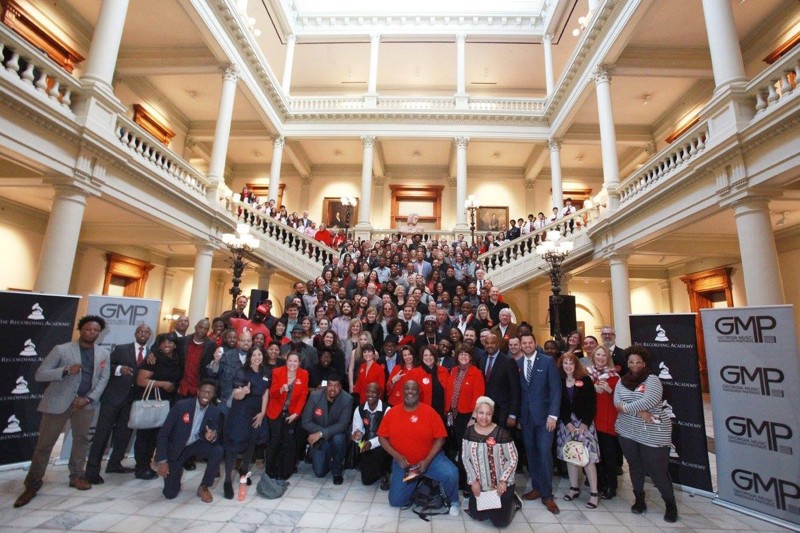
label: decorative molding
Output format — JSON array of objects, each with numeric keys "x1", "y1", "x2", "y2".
[
  {"x1": 763, "y1": 31, "x2": 800, "y2": 64},
  {"x1": 221, "y1": 63, "x2": 241, "y2": 82},
  {"x1": 132, "y1": 104, "x2": 176, "y2": 145},
  {"x1": 591, "y1": 64, "x2": 612, "y2": 85},
  {"x1": 103, "y1": 252, "x2": 155, "y2": 298},
  {"x1": 665, "y1": 115, "x2": 700, "y2": 144},
  {"x1": 0, "y1": 0, "x2": 84, "y2": 73},
  {"x1": 361, "y1": 135, "x2": 376, "y2": 148},
  {"x1": 273, "y1": 136, "x2": 286, "y2": 150},
  {"x1": 454, "y1": 136, "x2": 470, "y2": 149},
  {"x1": 547, "y1": 138, "x2": 561, "y2": 151}
]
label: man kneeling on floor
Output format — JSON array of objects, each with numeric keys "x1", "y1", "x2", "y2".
[
  {"x1": 351, "y1": 382, "x2": 392, "y2": 489},
  {"x1": 377, "y1": 380, "x2": 460, "y2": 516},
  {"x1": 156, "y1": 379, "x2": 223, "y2": 502},
  {"x1": 302, "y1": 372, "x2": 353, "y2": 485}
]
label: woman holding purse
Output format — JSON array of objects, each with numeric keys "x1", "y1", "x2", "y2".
[
  {"x1": 264, "y1": 352, "x2": 309, "y2": 480},
  {"x1": 614, "y1": 346, "x2": 678, "y2": 523},
  {"x1": 556, "y1": 352, "x2": 600, "y2": 509},
  {"x1": 462, "y1": 396, "x2": 520, "y2": 527}
]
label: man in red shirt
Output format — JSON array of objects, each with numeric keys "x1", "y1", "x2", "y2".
[
  {"x1": 229, "y1": 304, "x2": 272, "y2": 344},
  {"x1": 378, "y1": 380, "x2": 460, "y2": 515},
  {"x1": 314, "y1": 223, "x2": 333, "y2": 246}
]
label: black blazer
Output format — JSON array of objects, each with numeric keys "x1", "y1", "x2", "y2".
[
  {"x1": 559, "y1": 375, "x2": 597, "y2": 427},
  {"x1": 479, "y1": 351, "x2": 520, "y2": 423},
  {"x1": 100, "y1": 342, "x2": 139, "y2": 406},
  {"x1": 156, "y1": 398, "x2": 222, "y2": 463}
]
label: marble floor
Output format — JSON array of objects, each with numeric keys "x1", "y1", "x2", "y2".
[{"x1": 0, "y1": 453, "x2": 793, "y2": 533}]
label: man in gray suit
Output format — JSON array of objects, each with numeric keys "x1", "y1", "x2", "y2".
[
  {"x1": 14, "y1": 315, "x2": 111, "y2": 508},
  {"x1": 85, "y1": 323, "x2": 152, "y2": 483},
  {"x1": 302, "y1": 373, "x2": 353, "y2": 485}
]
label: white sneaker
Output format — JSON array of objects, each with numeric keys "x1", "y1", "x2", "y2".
[{"x1": 448, "y1": 505, "x2": 461, "y2": 517}]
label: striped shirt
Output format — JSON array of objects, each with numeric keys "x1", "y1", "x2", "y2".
[{"x1": 613, "y1": 374, "x2": 672, "y2": 447}]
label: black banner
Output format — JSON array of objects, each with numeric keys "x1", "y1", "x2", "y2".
[
  {"x1": 0, "y1": 291, "x2": 80, "y2": 466},
  {"x1": 629, "y1": 313, "x2": 713, "y2": 493}
]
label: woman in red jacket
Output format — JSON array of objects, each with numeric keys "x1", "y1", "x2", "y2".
[
  {"x1": 264, "y1": 352, "x2": 309, "y2": 480},
  {"x1": 352, "y1": 344, "x2": 385, "y2": 405},
  {"x1": 588, "y1": 346, "x2": 620, "y2": 500},
  {"x1": 387, "y1": 345, "x2": 418, "y2": 406},
  {"x1": 445, "y1": 344, "x2": 485, "y2": 489}
]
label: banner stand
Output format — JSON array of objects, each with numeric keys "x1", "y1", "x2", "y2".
[
  {"x1": 0, "y1": 461, "x2": 30, "y2": 472},
  {"x1": 712, "y1": 499, "x2": 800, "y2": 532},
  {"x1": 676, "y1": 484, "x2": 716, "y2": 499}
]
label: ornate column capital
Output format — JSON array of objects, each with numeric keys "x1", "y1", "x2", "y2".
[
  {"x1": 454, "y1": 136, "x2": 470, "y2": 149},
  {"x1": 300, "y1": 174, "x2": 313, "y2": 185},
  {"x1": 524, "y1": 179, "x2": 535, "y2": 189},
  {"x1": 591, "y1": 64, "x2": 612, "y2": 85},
  {"x1": 643, "y1": 140, "x2": 657, "y2": 156},
  {"x1": 543, "y1": 33, "x2": 553, "y2": 44},
  {"x1": 221, "y1": 64, "x2": 241, "y2": 82},
  {"x1": 370, "y1": 33, "x2": 381, "y2": 43},
  {"x1": 287, "y1": 34, "x2": 297, "y2": 44},
  {"x1": 273, "y1": 136, "x2": 285, "y2": 150},
  {"x1": 373, "y1": 175, "x2": 386, "y2": 187},
  {"x1": 456, "y1": 32, "x2": 467, "y2": 42},
  {"x1": 447, "y1": 177, "x2": 457, "y2": 187},
  {"x1": 547, "y1": 138, "x2": 562, "y2": 152},
  {"x1": 361, "y1": 135, "x2": 376, "y2": 148}
]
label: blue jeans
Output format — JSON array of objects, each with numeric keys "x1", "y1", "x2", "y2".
[
  {"x1": 310, "y1": 432, "x2": 347, "y2": 478},
  {"x1": 387, "y1": 451, "x2": 459, "y2": 508}
]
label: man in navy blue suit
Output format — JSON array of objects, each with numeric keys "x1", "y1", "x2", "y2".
[
  {"x1": 517, "y1": 332, "x2": 562, "y2": 514},
  {"x1": 156, "y1": 379, "x2": 223, "y2": 503}
]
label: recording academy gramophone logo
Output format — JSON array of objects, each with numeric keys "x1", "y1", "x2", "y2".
[
  {"x1": 27, "y1": 303, "x2": 45, "y2": 321},
  {"x1": 19, "y1": 339, "x2": 38, "y2": 357},
  {"x1": 2, "y1": 414, "x2": 21, "y2": 434},
  {"x1": 11, "y1": 376, "x2": 29, "y2": 395},
  {"x1": 654, "y1": 325, "x2": 669, "y2": 342}
]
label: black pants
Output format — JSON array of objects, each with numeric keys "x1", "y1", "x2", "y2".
[
  {"x1": 596, "y1": 431, "x2": 620, "y2": 492},
  {"x1": 467, "y1": 485, "x2": 518, "y2": 528},
  {"x1": 86, "y1": 400, "x2": 133, "y2": 476},
  {"x1": 134, "y1": 427, "x2": 159, "y2": 474},
  {"x1": 163, "y1": 439, "x2": 224, "y2": 499},
  {"x1": 264, "y1": 416, "x2": 298, "y2": 479},
  {"x1": 359, "y1": 446, "x2": 391, "y2": 485},
  {"x1": 451, "y1": 412, "x2": 472, "y2": 489},
  {"x1": 618, "y1": 436, "x2": 674, "y2": 502}
]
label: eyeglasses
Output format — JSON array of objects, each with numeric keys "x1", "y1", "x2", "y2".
[{"x1": 627, "y1": 360, "x2": 645, "y2": 366}]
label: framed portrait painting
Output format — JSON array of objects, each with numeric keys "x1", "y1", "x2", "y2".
[
  {"x1": 322, "y1": 197, "x2": 358, "y2": 229},
  {"x1": 477, "y1": 206, "x2": 509, "y2": 232}
]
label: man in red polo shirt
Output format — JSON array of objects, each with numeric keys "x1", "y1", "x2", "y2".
[
  {"x1": 378, "y1": 380, "x2": 460, "y2": 515},
  {"x1": 229, "y1": 304, "x2": 272, "y2": 344}
]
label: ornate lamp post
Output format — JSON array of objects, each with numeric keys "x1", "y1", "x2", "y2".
[
  {"x1": 221, "y1": 223, "x2": 260, "y2": 309},
  {"x1": 536, "y1": 230, "x2": 573, "y2": 346},
  {"x1": 341, "y1": 196, "x2": 357, "y2": 242},
  {"x1": 464, "y1": 194, "x2": 479, "y2": 246}
]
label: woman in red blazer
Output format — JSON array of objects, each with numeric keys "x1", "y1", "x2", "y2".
[
  {"x1": 264, "y1": 352, "x2": 309, "y2": 480},
  {"x1": 352, "y1": 344, "x2": 385, "y2": 404},
  {"x1": 444, "y1": 343, "x2": 485, "y2": 489},
  {"x1": 387, "y1": 345, "x2": 418, "y2": 406}
]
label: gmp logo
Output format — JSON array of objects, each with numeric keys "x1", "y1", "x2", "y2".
[
  {"x1": 720, "y1": 366, "x2": 784, "y2": 397},
  {"x1": 98, "y1": 304, "x2": 149, "y2": 325},
  {"x1": 725, "y1": 416, "x2": 793, "y2": 453},
  {"x1": 714, "y1": 315, "x2": 777, "y2": 343},
  {"x1": 732, "y1": 470, "x2": 800, "y2": 511}
]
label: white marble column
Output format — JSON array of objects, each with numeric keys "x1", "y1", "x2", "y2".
[
  {"x1": 188, "y1": 244, "x2": 215, "y2": 322},
  {"x1": 548, "y1": 138, "x2": 564, "y2": 211},
  {"x1": 455, "y1": 33, "x2": 468, "y2": 108},
  {"x1": 365, "y1": 34, "x2": 381, "y2": 105},
  {"x1": 282, "y1": 34, "x2": 297, "y2": 94},
  {"x1": 258, "y1": 268, "x2": 273, "y2": 292},
  {"x1": 542, "y1": 34, "x2": 554, "y2": 97},
  {"x1": 732, "y1": 197, "x2": 785, "y2": 305},
  {"x1": 268, "y1": 137, "x2": 285, "y2": 203},
  {"x1": 81, "y1": 0, "x2": 130, "y2": 88},
  {"x1": 356, "y1": 136, "x2": 375, "y2": 229},
  {"x1": 454, "y1": 136, "x2": 469, "y2": 230},
  {"x1": 207, "y1": 65, "x2": 240, "y2": 198},
  {"x1": 592, "y1": 65, "x2": 621, "y2": 209},
  {"x1": 609, "y1": 254, "x2": 632, "y2": 348},
  {"x1": 33, "y1": 186, "x2": 89, "y2": 294},
  {"x1": 701, "y1": 0, "x2": 746, "y2": 90}
]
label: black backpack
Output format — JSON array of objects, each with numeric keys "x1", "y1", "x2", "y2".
[{"x1": 403, "y1": 477, "x2": 451, "y2": 521}]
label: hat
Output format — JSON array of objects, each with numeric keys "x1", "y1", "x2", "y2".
[
  {"x1": 256, "y1": 304, "x2": 269, "y2": 315},
  {"x1": 424, "y1": 315, "x2": 437, "y2": 323}
]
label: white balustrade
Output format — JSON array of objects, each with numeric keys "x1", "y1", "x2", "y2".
[
  {"x1": 376, "y1": 96, "x2": 456, "y2": 111},
  {"x1": 468, "y1": 96, "x2": 546, "y2": 113},
  {"x1": 369, "y1": 229, "x2": 458, "y2": 243},
  {"x1": 618, "y1": 122, "x2": 709, "y2": 207},
  {"x1": 229, "y1": 201, "x2": 339, "y2": 270},
  {"x1": 748, "y1": 45, "x2": 799, "y2": 114},
  {"x1": 0, "y1": 24, "x2": 80, "y2": 115},
  {"x1": 286, "y1": 94, "x2": 549, "y2": 115},
  {"x1": 479, "y1": 206, "x2": 599, "y2": 274},
  {"x1": 290, "y1": 96, "x2": 365, "y2": 111},
  {"x1": 116, "y1": 115, "x2": 210, "y2": 198}
]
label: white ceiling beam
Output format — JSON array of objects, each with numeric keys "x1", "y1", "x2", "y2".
[
  {"x1": 564, "y1": 124, "x2": 653, "y2": 145},
  {"x1": 284, "y1": 141, "x2": 313, "y2": 177},
  {"x1": 523, "y1": 144, "x2": 548, "y2": 180},
  {"x1": 188, "y1": 121, "x2": 271, "y2": 141},
  {"x1": 116, "y1": 47, "x2": 220, "y2": 75},
  {"x1": 613, "y1": 47, "x2": 713, "y2": 79}
]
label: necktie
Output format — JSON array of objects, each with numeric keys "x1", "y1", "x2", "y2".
[
  {"x1": 525, "y1": 357, "x2": 533, "y2": 383},
  {"x1": 137, "y1": 346, "x2": 144, "y2": 366},
  {"x1": 486, "y1": 355, "x2": 495, "y2": 381}
]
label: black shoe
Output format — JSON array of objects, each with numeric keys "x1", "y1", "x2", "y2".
[
  {"x1": 106, "y1": 465, "x2": 135, "y2": 474},
  {"x1": 631, "y1": 491, "x2": 647, "y2": 514},
  {"x1": 664, "y1": 500, "x2": 678, "y2": 523},
  {"x1": 380, "y1": 475, "x2": 390, "y2": 491},
  {"x1": 616, "y1": 466, "x2": 624, "y2": 476},
  {"x1": 224, "y1": 482, "x2": 234, "y2": 500},
  {"x1": 85, "y1": 474, "x2": 104, "y2": 484},
  {"x1": 184, "y1": 459, "x2": 197, "y2": 471},
  {"x1": 333, "y1": 475, "x2": 344, "y2": 485},
  {"x1": 601, "y1": 488, "x2": 616, "y2": 500},
  {"x1": 135, "y1": 470, "x2": 157, "y2": 480}
]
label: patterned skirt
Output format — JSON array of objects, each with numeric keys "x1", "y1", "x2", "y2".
[{"x1": 556, "y1": 414, "x2": 600, "y2": 464}]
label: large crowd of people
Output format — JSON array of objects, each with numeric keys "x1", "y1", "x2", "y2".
[{"x1": 14, "y1": 229, "x2": 678, "y2": 528}]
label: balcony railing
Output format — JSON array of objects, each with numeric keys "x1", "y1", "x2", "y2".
[
  {"x1": 0, "y1": 24, "x2": 81, "y2": 116},
  {"x1": 287, "y1": 94, "x2": 546, "y2": 115},
  {"x1": 748, "y1": 44, "x2": 799, "y2": 115},
  {"x1": 618, "y1": 120, "x2": 709, "y2": 208},
  {"x1": 115, "y1": 115, "x2": 211, "y2": 199}
]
